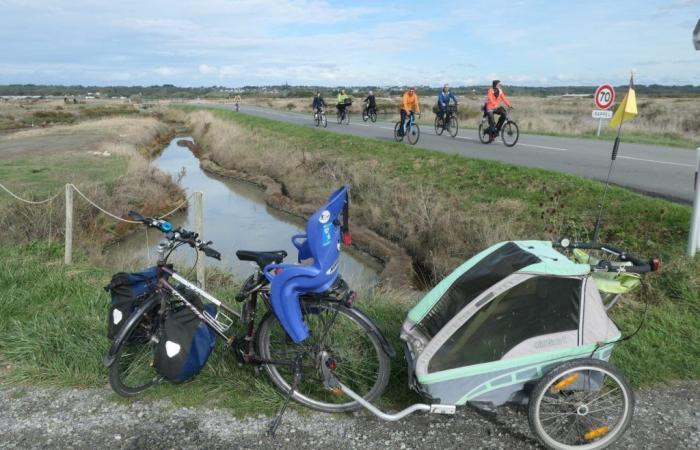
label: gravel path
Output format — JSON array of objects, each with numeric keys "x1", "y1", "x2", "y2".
[{"x1": 1, "y1": 382, "x2": 698, "y2": 449}]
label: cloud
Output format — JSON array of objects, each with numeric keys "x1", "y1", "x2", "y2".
[
  {"x1": 198, "y1": 64, "x2": 217, "y2": 75},
  {"x1": 154, "y1": 67, "x2": 176, "y2": 76}
]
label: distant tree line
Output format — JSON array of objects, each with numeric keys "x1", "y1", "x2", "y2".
[{"x1": 1, "y1": 83, "x2": 698, "y2": 98}]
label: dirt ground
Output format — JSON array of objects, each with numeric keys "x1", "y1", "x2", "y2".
[{"x1": 0, "y1": 381, "x2": 697, "y2": 449}]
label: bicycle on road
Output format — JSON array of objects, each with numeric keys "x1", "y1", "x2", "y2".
[
  {"x1": 478, "y1": 107, "x2": 519, "y2": 147},
  {"x1": 313, "y1": 107, "x2": 328, "y2": 128},
  {"x1": 105, "y1": 189, "x2": 391, "y2": 432},
  {"x1": 337, "y1": 99, "x2": 351, "y2": 125},
  {"x1": 362, "y1": 102, "x2": 377, "y2": 123},
  {"x1": 435, "y1": 104, "x2": 458, "y2": 138},
  {"x1": 394, "y1": 111, "x2": 421, "y2": 145}
]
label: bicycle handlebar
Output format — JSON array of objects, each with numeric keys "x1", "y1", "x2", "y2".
[
  {"x1": 553, "y1": 238, "x2": 660, "y2": 274},
  {"x1": 127, "y1": 210, "x2": 221, "y2": 260}
]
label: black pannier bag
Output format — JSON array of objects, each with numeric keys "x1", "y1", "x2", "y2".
[
  {"x1": 154, "y1": 302, "x2": 218, "y2": 383},
  {"x1": 104, "y1": 266, "x2": 163, "y2": 340}
]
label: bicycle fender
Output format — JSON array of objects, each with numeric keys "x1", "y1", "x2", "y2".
[
  {"x1": 348, "y1": 306, "x2": 396, "y2": 359},
  {"x1": 103, "y1": 295, "x2": 160, "y2": 368}
]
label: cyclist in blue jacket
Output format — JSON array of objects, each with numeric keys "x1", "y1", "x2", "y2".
[{"x1": 437, "y1": 84, "x2": 457, "y2": 123}]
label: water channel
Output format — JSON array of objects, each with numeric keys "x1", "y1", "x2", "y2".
[{"x1": 108, "y1": 137, "x2": 380, "y2": 289}]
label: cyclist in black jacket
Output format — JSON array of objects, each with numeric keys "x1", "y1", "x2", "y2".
[
  {"x1": 364, "y1": 91, "x2": 376, "y2": 111},
  {"x1": 312, "y1": 91, "x2": 326, "y2": 113}
]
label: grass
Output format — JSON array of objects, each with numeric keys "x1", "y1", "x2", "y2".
[{"x1": 0, "y1": 155, "x2": 127, "y2": 202}]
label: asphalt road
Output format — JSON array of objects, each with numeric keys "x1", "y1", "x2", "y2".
[{"x1": 207, "y1": 103, "x2": 698, "y2": 204}]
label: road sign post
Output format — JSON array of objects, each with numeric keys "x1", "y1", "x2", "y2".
[{"x1": 593, "y1": 84, "x2": 615, "y2": 136}]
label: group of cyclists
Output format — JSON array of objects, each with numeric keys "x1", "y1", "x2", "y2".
[{"x1": 311, "y1": 79, "x2": 513, "y2": 139}]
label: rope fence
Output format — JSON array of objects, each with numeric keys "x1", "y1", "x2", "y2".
[{"x1": 0, "y1": 181, "x2": 199, "y2": 270}]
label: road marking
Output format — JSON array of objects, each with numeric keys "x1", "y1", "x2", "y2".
[
  {"x1": 518, "y1": 143, "x2": 569, "y2": 152},
  {"x1": 617, "y1": 155, "x2": 695, "y2": 168}
]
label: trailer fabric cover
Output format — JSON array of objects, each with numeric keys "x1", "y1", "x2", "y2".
[
  {"x1": 415, "y1": 242, "x2": 540, "y2": 338},
  {"x1": 427, "y1": 275, "x2": 581, "y2": 373}
]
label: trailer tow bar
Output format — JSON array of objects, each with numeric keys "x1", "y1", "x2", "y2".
[{"x1": 337, "y1": 382, "x2": 456, "y2": 421}]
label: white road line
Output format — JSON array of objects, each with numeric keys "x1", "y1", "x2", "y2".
[
  {"x1": 518, "y1": 143, "x2": 569, "y2": 152},
  {"x1": 617, "y1": 155, "x2": 695, "y2": 168}
]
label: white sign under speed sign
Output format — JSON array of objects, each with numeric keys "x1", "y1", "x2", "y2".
[{"x1": 594, "y1": 84, "x2": 616, "y2": 110}]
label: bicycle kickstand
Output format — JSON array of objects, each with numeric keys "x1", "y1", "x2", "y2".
[{"x1": 267, "y1": 354, "x2": 303, "y2": 437}]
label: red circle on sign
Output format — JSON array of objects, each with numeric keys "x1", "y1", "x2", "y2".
[{"x1": 595, "y1": 84, "x2": 616, "y2": 110}]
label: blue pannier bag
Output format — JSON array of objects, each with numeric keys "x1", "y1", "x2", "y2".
[
  {"x1": 154, "y1": 303, "x2": 217, "y2": 383},
  {"x1": 104, "y1": 267, "x2": 162, "y2": 340}
]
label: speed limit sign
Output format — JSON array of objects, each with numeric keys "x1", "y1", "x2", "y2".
[{"x1": 594, "y1": 84, "x2": 616, "y2": 110}]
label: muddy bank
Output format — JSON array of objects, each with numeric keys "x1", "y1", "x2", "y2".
[{"x1": 178, "y1": 139, "x2": 413, "y2": 288}]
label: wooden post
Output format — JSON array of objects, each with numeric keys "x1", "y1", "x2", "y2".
[
  {"x1": 194, "y1": 191, "x2": 205, "y2": 288},
  {"x1": 64, "y1": 184, "x2": 73, "y2": 265}
]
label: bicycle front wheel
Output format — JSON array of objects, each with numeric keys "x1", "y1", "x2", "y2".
[
  {"x1": 256, "y1": 299, "x2": 391, "y2": 413},
  {"x1": 314, "y1": 114, "x2": 320, "y2": 127},
  {"x1": 528, "y1": 358, "x2": 634, "y2": 450},
  {"x1": 362, "y1": 108, "x2": 369, "y2": 122},
  {"x1": 407, "y1": 123, "x2": 420, "y2": 145},
  {"x1": 343, "y1": 111, "x2": 350, "y2": 125},
  {"x1": 108, "y1": 302, "x2": 161, "y2": 397},
  {"x1": 501, "y1": 120, "x2": 519, "y2": 147},
  {"x1": 370, "y1": 111, "x2": 377, "y2": 122}
]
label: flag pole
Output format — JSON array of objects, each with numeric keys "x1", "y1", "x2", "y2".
[{"x1": 592, "y1": 73, "x2": 633, "y2": 242}]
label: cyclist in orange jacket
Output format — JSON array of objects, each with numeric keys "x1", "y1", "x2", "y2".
[
  {"x1": 399, "y1": 86, "x2": 420, "y2": 136},
  {"x1": 484, "y1": 80, "x2": 512, "y2": 135}
]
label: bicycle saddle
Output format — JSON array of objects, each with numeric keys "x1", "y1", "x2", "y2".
[{"x1": 236, "y1": 250, "x2": 287, "y2": 268}]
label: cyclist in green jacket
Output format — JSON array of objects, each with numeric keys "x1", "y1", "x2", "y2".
[{"x1": 336, "y1": 89, "x2": 349, "y2": 116}]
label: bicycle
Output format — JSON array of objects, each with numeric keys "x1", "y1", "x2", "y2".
[
  {"x1": 434, "y1": 104, "x2": 458, "y2": 138},
  {"x1": 105, "y1": 198, "x2": 392, "y2": 420},
  {"x1": 313, "y1": 107, "x2": 327, "y2": 128},
  {"x1": 478, "y1": 107, "x2": 519, "y2": 147},
  {"x1": 394, "y1": 111, "x2": 420, "y2": 145},
  {"x1": 362, "y1": 103, "x2": 377, "y2": 123},
  {"x1": 336, "y1": 99, "x2": 351, "y2": 125}
]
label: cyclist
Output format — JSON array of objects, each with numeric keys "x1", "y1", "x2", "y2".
[
  {"x1": 484, "y1": 80, "x2": 512, "y2": 136},
  {"x1": 312, "y1": 91, "x2": 326, "y2": 114},
  {"x1": 437, "y1": 84, "x2": 457, "y2": 123},
  {"x1": 398, "y1": 86, "x2": 420, "y2": 136},
  {"x1": 364, "y1": 90, "x2": 377, "y2": 115},
  {"x1": 233, "y1": 94, "x2": 242, "y2": 111},
  {"x1": 336, "y1": 89, "x2": 349, "y2": 118}
]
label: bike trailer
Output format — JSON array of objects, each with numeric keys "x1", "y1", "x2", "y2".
[
  {"x1": 154, "y1": 302, "x2": 218, "y2": 383},
  {"x1": 104, "y1": 266, "x2": 164, "y2": 340},
  {"x1": 401, "y1": 240, "x2": 621, "y2": 406}
]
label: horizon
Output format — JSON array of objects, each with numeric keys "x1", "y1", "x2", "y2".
[{"x1": 1, "y1": 0, "x2": 699, "y2": 87}]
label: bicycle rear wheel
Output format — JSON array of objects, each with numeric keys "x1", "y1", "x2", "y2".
[
  {"x1": 321, "y1": 114, "x2": 327, "y2": 128},
  {"x1": 501, "y1": 121, "x2": 519, "y2": 147},
  {"x1": 478, "y1": 123, "x2": 493, "y2": 144},
  {"x1": 256, "y1": 299, "x2": 391, "y2": 413},
  {"x1": 108, "y1": 302, "x2": 161, "y2": 396},
  {"x1": 434, "y1": 116, "x2": 444, "y2": 135},
  {"x1": 447, "y1": 116, "x2": 458, "y2": 138},
  {"x1": 394, "y1": 122, "x2": 403, "y2": 142},
  {"x1": 343, "y1": 111, "x2": 350, "y2": 125},
  {"x1": 370, "y1": 111, "x2": 377, "y2": 122},
  {"x1": 407, "y1": 123, "x2": 420, "y2": 145}
]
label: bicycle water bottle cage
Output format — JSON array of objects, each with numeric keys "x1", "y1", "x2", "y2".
[{"x1": 265, "y1": 185, "x2": 349, "y2": 343}]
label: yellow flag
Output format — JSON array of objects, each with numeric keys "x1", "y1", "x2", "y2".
[{"x1": 609, "y1": 85, "x2": 637, "y2": 128}]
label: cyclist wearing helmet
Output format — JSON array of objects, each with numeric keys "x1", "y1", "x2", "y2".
[
  {"x1": 399, "y1": 86, "x2": 420, "y2": 136},
  {"x1": 364, "y1": 90, "x2": 377, "y2": 113},
  {"x1": 437, "y1": 84, "x2": 457, "y2": 122},
  {"x1": 484, "y1": 80, "x2": 512, "y2": 135},
  {"x1": 337, "y1": 89, "x2": 349, "y2": 116}
]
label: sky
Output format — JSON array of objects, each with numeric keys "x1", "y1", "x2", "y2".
[{"x1": 0, "y1": 0, "x2": 698, "y2": 87}]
